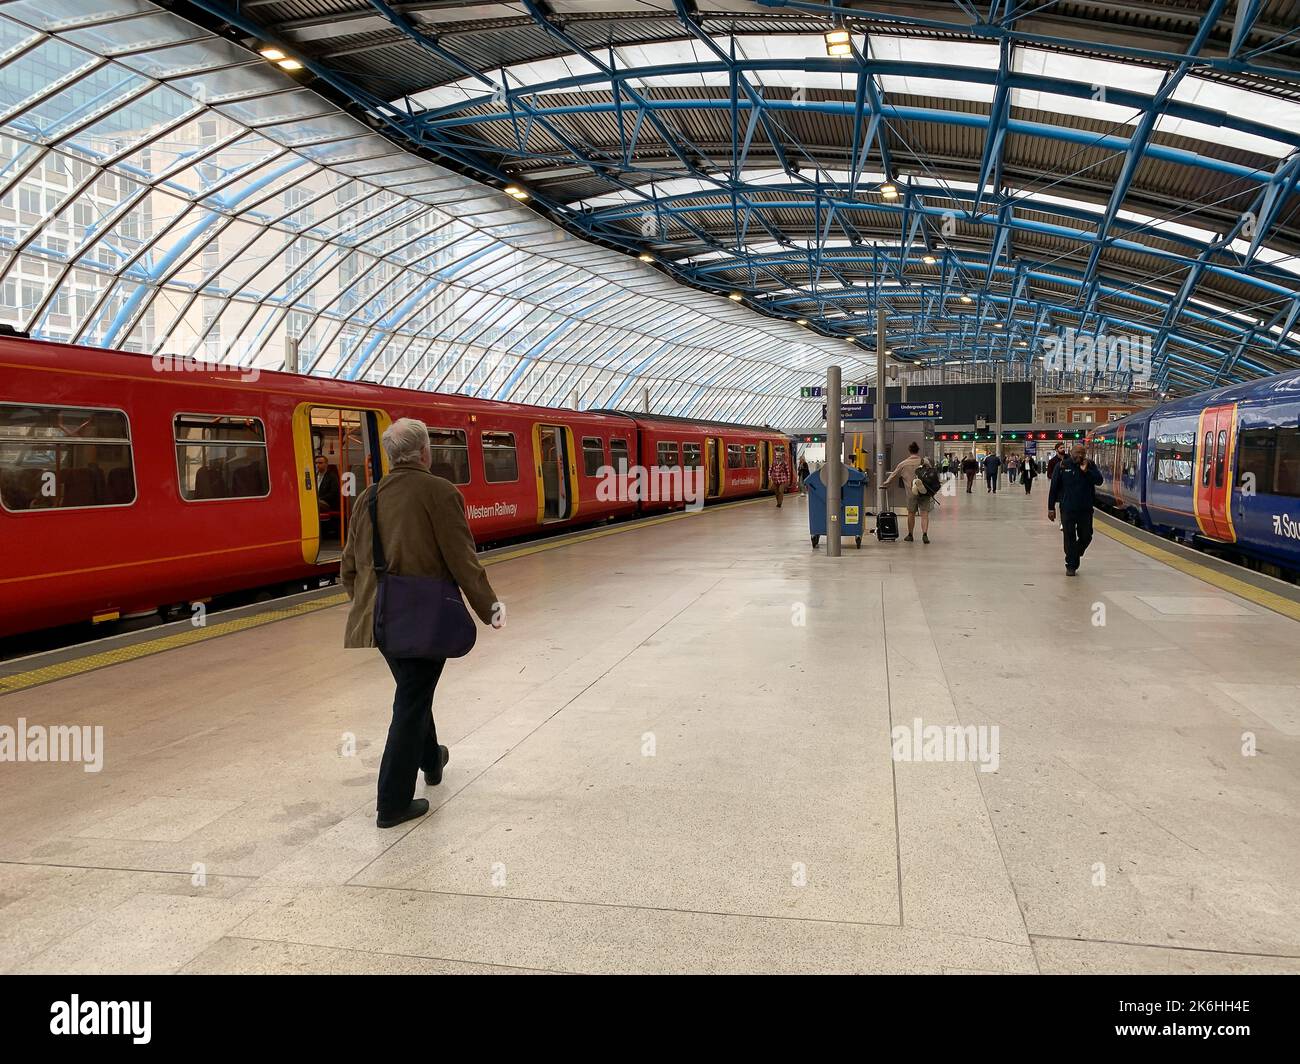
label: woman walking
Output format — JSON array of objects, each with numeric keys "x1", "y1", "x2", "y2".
[{"x1": 1020, "y1": 453, "x2": 1039, "y2": 495}]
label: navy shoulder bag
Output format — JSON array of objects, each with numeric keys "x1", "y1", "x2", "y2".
[{"x1": 369, "y1": 484, "x2": 477, "y2": 660}]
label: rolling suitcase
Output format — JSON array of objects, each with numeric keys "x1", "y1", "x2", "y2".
[{"x1": 875, "y1": 510, "x2": 899, "y2": 541}]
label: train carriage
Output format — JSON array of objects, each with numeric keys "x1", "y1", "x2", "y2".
[
  {"x1": 0, "y1": 338, "x2": 788, "y2": 639},
  {"x1": 1088, "y1": 368, "x2": 1300, "y2": 579}
]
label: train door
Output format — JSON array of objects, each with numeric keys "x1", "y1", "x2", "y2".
[
  {"x1": 293, "y1": 404, "x2": 388, "y2": 564},
  {"x1": 1194, "y1": 403, "x2": 1237, "y2": 543},
  {"x1": 705, "y1": 436, "x2": 721, "y2": 498},
  {"x1": 533, "y1": 423, "x2": 577, "y2": 523}
]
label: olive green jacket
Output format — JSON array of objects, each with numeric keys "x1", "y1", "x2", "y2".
[{"x1": 340, "y1": 462, "x2": 499, "y2": 648}]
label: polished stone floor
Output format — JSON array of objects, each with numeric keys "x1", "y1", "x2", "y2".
[{"x1": 2, "y1": 482, "x2": 1298, "y2": 974}]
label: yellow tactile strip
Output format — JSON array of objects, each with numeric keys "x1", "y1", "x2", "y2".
[
  {"x1": 1094, "y1": 521, "x2": 1300, "y2": 623},
  {"x1": 0, "y1": 495, "x2": 771, "y2": 695},
  {"x1": 0, "y1": 594, "x2": 350, "y2": 695}
]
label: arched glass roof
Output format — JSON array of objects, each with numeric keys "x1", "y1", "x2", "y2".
[
  {"x1": 156, "y1": 0, "x2": 1300, "y2": 402},
  {"x1": 0, "y1": 0, "x2": 866, "y2": 426},
  {"x1": 3, "y1": 0, "x2": 1299, "y2": 422}
]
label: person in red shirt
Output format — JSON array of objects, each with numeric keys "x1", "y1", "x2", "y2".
[{"x1": 769, "y1": 449, "x2": 793, "y2": 507}]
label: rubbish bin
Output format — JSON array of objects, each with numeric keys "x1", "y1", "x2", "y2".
[{"x1": 805, "y1": 466, "x2": 869, "y2": 549}]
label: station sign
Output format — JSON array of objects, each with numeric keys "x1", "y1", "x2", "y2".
[
  {"x1": 802, "y1": 384, "x2": 869, "y2": 399},
  {"x1": 822, "y1": 402, "x2": 874, "y2": 419},
  {"x1": 888, "y1": 401, "x2": 942, "y2": 419},
  {"x1": 820, "y1": 401, "x2": 942, "y2": 421}
]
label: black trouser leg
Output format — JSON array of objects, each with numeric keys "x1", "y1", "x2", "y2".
[
  {"x1": 1062, "y1": 508, "x2": 1093, "y2": 570},
  {"x1": 378, "y1": 655, "x2": 446, "y2": 815},
  {"x1": 965, "y1": 472, "x2": 974, "y2": 492}
]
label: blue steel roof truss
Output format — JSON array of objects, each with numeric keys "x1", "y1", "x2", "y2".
[{"x1": 174, "y1": 0, "x2": 1300, "y2": 396}]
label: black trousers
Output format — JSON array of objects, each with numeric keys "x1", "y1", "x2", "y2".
[
  {"x1": 965, "y1": 472, "x2": 976, "y2": 492},
  {"x1": 986, "y1": 471, "x2": 998, "y2": 492},
  {"x1": 1062, "y1": 507, "x2": 1094, "y2": 570},
  {"x1": 378, "y1": 654, "x2": 447, "y2": 816}
]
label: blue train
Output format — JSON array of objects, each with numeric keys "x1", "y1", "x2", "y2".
[{"x1": 1089, "y1": 368, "x2": 1300, "y2": 580}]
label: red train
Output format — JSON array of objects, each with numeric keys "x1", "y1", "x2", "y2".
[{"x1": 0, "y1": 337, "x2": 793, "y2": 639}]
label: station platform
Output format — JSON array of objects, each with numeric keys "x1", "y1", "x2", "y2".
[{"x1": 2, "y1": 485, "x2": 1298, "y2": 975}]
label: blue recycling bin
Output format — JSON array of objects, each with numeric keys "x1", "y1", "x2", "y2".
[{"x1": 805, "y1": 466, "x2": 870, "y2": 549}]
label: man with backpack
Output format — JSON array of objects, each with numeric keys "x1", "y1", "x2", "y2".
[{"x1": 882, "y1": 441, "x2": 939, "y2": 544}]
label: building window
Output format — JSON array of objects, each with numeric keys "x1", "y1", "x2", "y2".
[
  {"x1": 0, "y1": 403, "x2": 136, "y2": 511},
  {"x1": 174, "y1": 414, "x2": 269, "y2": 500},
  {"x1": 427, "y1": 428, "x2": 470, "y2": 484}
]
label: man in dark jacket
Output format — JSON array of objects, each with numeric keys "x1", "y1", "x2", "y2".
[
  {"x1": 1048, "y1": 443, "x2": 1104, "y2": 576},
  {"x1": 341, "y1": 419, "x2": 503, "y2": 829},
  {"x1": 982, "y1": 450, "x2": 1002, "y2": 492},
  {"x1": 961, "y1": 454, "x2": 979, "y2": 493}
]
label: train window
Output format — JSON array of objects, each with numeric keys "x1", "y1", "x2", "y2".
[
  {"x1": 174, "y1": 414, "x2": 269, "y2": 501},
  {"x1": 1214, "y1": 430, "x2": 1227, "y2": 488},
  {"x1": 609, "y1": 438, "x2": 629, "y2": 471},
  {"x1": 726, "y1": 444, "x2": 743, "y2": 469},
  {"x1": 581, "y1": 437, "x2": 604, "y2": 477},
  {"x1": 428, "y1": 428, "x2": 469, "y2": 484},
  {"x1": 1153, "y1": 427, "x2": 1195, "y2": 485},
  {"x1": 744, "y1": 444, "x2": 758, "y2": 468},
  {"x1": 481, "y1": 431, "x2": 518, "y2": 483},
  {"x1": 656, "y1": 441, "x2": 680, "y2": 468},
  {"x1": 1276, "y1": 428, "x2": 1300, "y2": 497},
  {"x1": 682, "y1": 442, "x2": 702, "y2": 467},
  {"x1": 1238, "y1": 428, "x2": 1276, "y2": 493},
  {"x1": 0, "y1": 402, "x2": 135, "y2": 511},
  {"x1": 1201, "y1": 431, "x2": 1213, "y2": 487}
]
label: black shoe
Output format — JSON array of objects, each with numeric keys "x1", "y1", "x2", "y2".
[
  {"x1": 922, "y1": 533, "x2": 930, "y2": 544},
  {"x1": 377, "y1": 798, "x2": 429, "y2": 829},
  {"x1": 904, "y1": 533, "x2": 914, "y2": 542},
  {"x1": 1066, "y1": 566, "x2": 1078, "y2": 577},
  {"x1": 424, "y1": 744, "x2": 450, "y2": 787}
]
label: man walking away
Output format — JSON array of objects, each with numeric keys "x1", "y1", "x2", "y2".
[
  {"x1": 1048, "y1": 443, "x2": 1103, "y2": 576},
  {"x1": 983, "y1": 450, "x2": 1003, "y2": 492},
  {"x1": 961, "y1": 454, "x2": 979, "y2": 493},
  {"x1": 769, "y1": 448, "x2": 792, "y2": 507},
  {"x1": 882, "y1": 441, "x2": 937, "y2": 544}
]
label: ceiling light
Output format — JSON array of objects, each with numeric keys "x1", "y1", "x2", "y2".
[
  {"x1": 825, "y1": 28, "x2": 851, "y2": 57},
  {"x1": 638, "y1": 253, "x2": 654, "y2": 262},
  {"x1": 1082, "y1": 395, "x2": 1091, "y2": 401},
  {"x1": 960, "y1": 294, "x2": 973, "y2": 303},
  {"x1": 796, "y1": 318, "x2": 809, "y2": 325},
  {"x1": 729, "y1": 292, "x2": 743, "y2": 301},
  {"x1": 993, "y1": 322, "x2": 1002, "y2": 328},
  {"x1": 259, "y1": 47, "x2": 286, "y2": 61},
  {"x1": 277, "y1": 58, "x2": 302, "y2": 71},
  {"x1": 504, "y1": 185, "x2": 529, "y2": 200},
  {"x1": 922, "y1": 255, "x2": 936, "y2": 265}
]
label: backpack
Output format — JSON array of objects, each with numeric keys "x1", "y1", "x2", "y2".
[{"x1": 915, "y1": 458, "x2": 942, "y2": 496}]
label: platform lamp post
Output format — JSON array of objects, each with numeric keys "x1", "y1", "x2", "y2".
[
  {"x1": 826, "y1": 364, "x2": 842, "y2": 557},
  {"x1": 875, "y1": 313, "x2": 887, "y2": 516}
]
